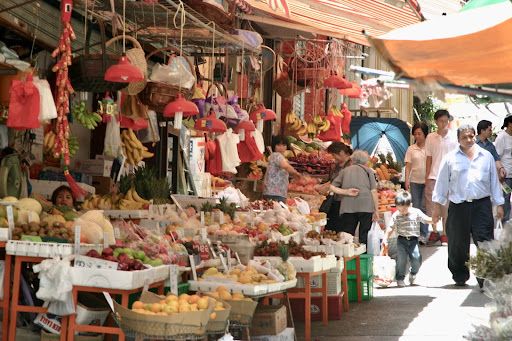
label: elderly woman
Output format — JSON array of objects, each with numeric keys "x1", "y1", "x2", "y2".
[{"x1": 330, "y1": 150, "x2": 380, "y2": 245}]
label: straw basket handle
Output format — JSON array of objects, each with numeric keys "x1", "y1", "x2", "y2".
[
  {"x1": 105, "y1": 35, "x2": 143, "y2": 50},
  {"x1": 206, "y1": 81, "x2": 227, "y2": 99}
]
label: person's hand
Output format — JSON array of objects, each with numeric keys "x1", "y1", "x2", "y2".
[
  {"x1": 496, "y1": 205, "x2": 504, "y2": 220},
  {"x1": 404, "y1": 180, "x2": 410, "y2": 191},
  {"x1": 381, "y1": 239, "x2": 388, "y2": 247},
  {"x1": 432, "y1": 206, "x2": 440, "y2": 225},
  {"x1": 499, "y1": 168, "x2": 507, "y2": 181},
  {"x1": 346, "y1": 188, "x2": 359, "y2": 197},
  {"x1": 372, "y1": 211, "x2": 380, "y2": 222}
]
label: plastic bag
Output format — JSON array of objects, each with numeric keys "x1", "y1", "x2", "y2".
[
  {"x1": 373, "y1": 255, "x2": 396, "y2": 287},
  {"x1": 104, "y1": 115, "x2": 122, "y2": 158},
  {"x1": 494, "y1": 220, "x2": 503, "y2": 241},
  {"x1": 149, "y1": 56, "x2": 195, "y2": 90},
  {"x1": 33, "y1": 76, "x2": 57, "y2": 122},
  {"x1": 137, "y1": 110, "x2": 160, "y2": 144},
  {"x1": 7, "y1": 74, "x2": 40, "y2": 130},
  {"x1": 294, "y1": 197, "x2": 310, "y2": 215},
  {"x1": 367, "y1": 221, "x2": 383, "y2": 256}
]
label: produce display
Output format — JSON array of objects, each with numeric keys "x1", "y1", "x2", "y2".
[
  {"x1": 72, "y1": 100, "x2": 102, "y2": 130},
  {"x1": 82, "y1": 187, "x2": 150, "y2": 210},
  {"x1": 121, "y1": 129, "x2": 154, "y2": 166},
  {"x1": 201, "y1": 265, "x2": 278, "y2": 285},
  {"x1": 288, "y1": 176, "x2": 320, "y2": 195},
  {"x1": 85, "y1": 246, "x2": 161, "y2": 270},
  {"x1": 371, "y1": 153, "x2": 401, "y2": 181},
  {"x1": 288, "y1": 153, "x2": 334, "y2": 177},
  {"x1": 377, "y1": 189, "x2": 397, "y2": 213},
  {"x1": 131, "y1": 293, "x2": 217, "y2": 316},
  {"x1": 255, "y1": 240, "x2": 326, "y2": 259}
]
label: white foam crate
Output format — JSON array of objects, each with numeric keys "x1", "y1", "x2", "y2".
[
  {"x1": 354, "y1": 244, "x2": 366, "y2": 255},
  {"x1": 70, "y1": 266, "x2": 164, "y2": 290},
  {"x1": 6, "y1": 240, "x2": 101, "y2": 258},
  {"x1": 102, "y1": 210, "x2": 150, "y2": 219},
  {"x1": 253, "y1": 256, "x2": 325, "y2": 273},
  {"x1": 296, "y1": 270, "x2": 342, "y2": 296},
  {"x1": 188, "y1": 279, "x2": 297, "y2": 297},
  {"x1": 322, "y1": 255, "x2": 337, "y2": 270}
]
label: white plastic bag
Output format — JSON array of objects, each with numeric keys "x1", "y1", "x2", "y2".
[
  {"x1": 294, "y1": 198, "x2": 310, "y2": 215},
  {"x1": 137, "y1": 110, "x2": 160, "y2": 144},
  {"x1": 34, "y1": 76, "x2": 57, "y2": 122},
  {"x1": 149, "y1": 56, "x2": 195, "y2": 90},
  {"x1": 373, "y1": 255, "x2": 396, "y2": 287},
  {"x1": 494, "y1": 220, "x2": 503, "y2": 241},
  {"x1": 367, "y1": 222, "x2": 383, "y2": 256},
  {"x1": 104, "y1": 116, "x2": 122, "y2": 158}
]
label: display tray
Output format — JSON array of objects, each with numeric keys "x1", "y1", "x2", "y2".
[
  {"x1": 188, "y1": 279, "x2": 297, "y2": 297},
  {"x1": 102, "y1": 210, "x2": 150, "y2": 219},
  {"x1": 6, "y1": 240, "x2": 102, "y2": 257},
  {"x1": 253, "y1": 255, "x2": 337, "y2": 273}
]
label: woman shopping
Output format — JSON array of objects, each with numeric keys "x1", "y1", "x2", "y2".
[
  {"x1": 330, "y1": 150, "x2": 380, "y2": 245},
  {"x1": 404, "y1": 122, "x2": 429, "y2": 244}
]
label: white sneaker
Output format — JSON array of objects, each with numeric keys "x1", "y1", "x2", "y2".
[
  {"x1": 409, "y1": 274, "x2": 416, "y2": 286},
  {"x1": 397, "y1": 280, "x2": 406, "y2": 287}
]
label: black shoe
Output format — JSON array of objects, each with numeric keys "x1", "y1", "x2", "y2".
[
  {"x1": 455, "y1": 281, "x2": 467, "y2": 287},
  {"x1": 477, "y1": 278, "x2": 485, "y2": 290}
]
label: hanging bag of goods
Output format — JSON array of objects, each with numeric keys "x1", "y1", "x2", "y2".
[
  {"x1": 69, "y1": 19, "x2": 126, "y2": 93},
  {"x1": 139, "y1": 46, "x2": 194, "y2": 113},
  {"x1": 205, "y1": 82, "x2": 228, "y2": 118},
  {"x1": 7, "y1": 74, "x2": 40, "y2": 130}
]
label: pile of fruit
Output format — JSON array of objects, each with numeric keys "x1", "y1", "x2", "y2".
[
  {"x1": 82, "y1": 187, "x2": 150, "y2": 210},
  {"x1": 285, "y1": 136, "x2": 323, "y2": 154},
  {"x1": 121, "y1": 129, "x2": 154, "y2": 166},
  {"x1": 288, "y1": 176, "x2": 320, "y2": 194},
  {"x1": 247, "y1": 162, "x2": 263, "y2": 180},
  {"x1": 131, "y1": 293, "x2": 221, "y2": 317},
  {"x1": 72, "y1": 100, "x2": 102, "y2": 130},
  {"x1": 377, "y1": 189, "x2": 397, "y2": 213},
  {"x1": 206, "y1": 286, "x2": 253, "y2": 302},
  {"x1": 12, "y1": 221, "x2": 74, "y2": 242},
  {"x1": 371, "y1": 153, "x2": 402, "y2": 181},
  {"x1": 254, "y1": 240, "x2": 326, "y2": 260},
  {"x1": 288, "y1": 154, "x2": 334, "y2": 177},
  {"x1": 248, "y1": 200, "x2": 276, "y2": 211},
  {"x1": 270, "y1": 224, "x2": 295, "y2": 236},
  {"x1": 201, "y1": 266, "x2": 277, "y2": 285},
  {"x1": 85, "y1": 246, "x2": 163, "y2": 270}
]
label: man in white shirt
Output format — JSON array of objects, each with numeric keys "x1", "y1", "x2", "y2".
[
  {"x1": 432, "y1": 125, "x2": 504, "y2": 288},
  {"x1": 424, "y1": 110, "x2": 458, "y2": 246},
  {"x1": 493, "y1": 114, "x2": 512, "y2": 222}
]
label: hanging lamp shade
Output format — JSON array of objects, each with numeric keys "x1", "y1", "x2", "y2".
[
  {"x1": 195, "y1": 112, "x2": 227, "y2": 133},
  {"x1": 339, "y1": 82, "x2": 362, "y2": 98},
  {"x1": 235, "y1": 120, "x2": 256, "y2": 133},
  {"x1": 323, "y1": 73, "x2": 353, "y2": 89},
  {"x1": 104, "y1": 54, "x2": 144, "y2": 83},
  {"x1": 163, "y1": 94, "x2": 199, "y2": 118},
  {"x1": 250, "y1": 104, "x2": 277, "y2": 122}
]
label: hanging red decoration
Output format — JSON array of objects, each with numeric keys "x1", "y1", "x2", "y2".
[
  {"x1": 323, "y1": 73, "x2": 352, "y2": 89},
  {"x1": 51, "y1": 0, "x2": 85, "y2": 199},
  {"x1": 194, "y1": 112, "x2": 227, "y2": 133},
  {"x1": 339, "y1": 82, "x2": 362, "y2": 99}
]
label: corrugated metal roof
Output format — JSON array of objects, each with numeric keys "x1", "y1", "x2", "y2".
[{"x1": 246, "y1": 0, "x2": 422, "y2": 45}]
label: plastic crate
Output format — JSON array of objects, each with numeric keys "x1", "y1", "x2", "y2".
[
  {"x1": 346, "y1": 254, "x2": 373, "y2": 280},
  {"x1": 347, "y1": 277, "x2": 373, "y2": 302}
]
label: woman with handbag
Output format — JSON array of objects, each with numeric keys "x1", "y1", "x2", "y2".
[{"x1": 330, "y1": 150, "x2": 380, "y2": 245}]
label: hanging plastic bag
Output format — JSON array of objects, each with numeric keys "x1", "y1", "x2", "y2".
[
  {"x1": 33, "y1": 76, "x2": 57, "y2": 122},
  {"x1": 137, "y1": 110, "x2": 160, "y2": 144},
  {"x1": 7, "y1": 74, "x2": 40, "y2": 130},
  {"x1": 373, "y1": 255, "x2": 396, "y2": 287},
  {"x1": 367, "y1": 221, "x2": 383, "y2": 256},
  {"x1": 149, "y1": 55, "x2": 195, "y2": 90},
  {"x1": 104, "y1": 115, "x2": 122, "y2": 158},
  {"x1": 294, "y1": 197, "x2": 310, "y2": 215},
  {"x1": 494, "y1": 220, "x2": 503, "y2": 241}
]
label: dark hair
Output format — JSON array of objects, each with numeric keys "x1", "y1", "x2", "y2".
[
  {"x1": 502, "y1": 115, "x2": 512, "y2": 129},
  {"x1": 434, "y1": 109, "x2": 450, "y2": 121},
  {"x1": 51, "y1": 185, "x2": 75, "y2": 206},
  {"x1": 411, "y1": 122, "x2": 428, "y2": 138},
  {"x1": 477, "y1": 120, "x2": 492, "y2": 134},
  {"x1": 271, "y1": 136, "x2": 288, "y2": 151},
  {"x1": 395, "y1": 191, "x2": 412, "y2": 206},
  {"x1": 327, "y1": 142, "x2": 353, "y2": 156},
  {"x1": 457, "y1": 124, "x2": 476, "y2": 139}
]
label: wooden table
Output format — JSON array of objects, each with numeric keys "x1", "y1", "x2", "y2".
[
  {"x1": 66, "y1": 281, "x2": 165, "y2": 341},
  {"x1": 343, "y1": 255, "x2": 362, "y2": 310},
  {"x1": 0, "y1": 242, "x2": 11, "y2": 341},
  {"x1": 8, "y1": 255, "x2": 68, "y2": 341}
]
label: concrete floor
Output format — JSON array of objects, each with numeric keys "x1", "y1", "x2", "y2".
[{"x1": 296, "y1": 245, "x2": 491, "y2": 341}]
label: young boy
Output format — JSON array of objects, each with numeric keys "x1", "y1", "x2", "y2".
[{"x1": 383, "y1": 191, "x2": 432, "y2": 287}]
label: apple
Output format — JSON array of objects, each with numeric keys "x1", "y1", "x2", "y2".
[
  {"x1": 102, "y1": 247, "x2": 114, "y2": 257},
  {"x1": 86, "y1": 250, "x2": 101, "y2": 258}
]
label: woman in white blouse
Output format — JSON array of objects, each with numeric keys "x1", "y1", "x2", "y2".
[{"x1": 404, "y1": 122, "x2": 429, "y2": 244}]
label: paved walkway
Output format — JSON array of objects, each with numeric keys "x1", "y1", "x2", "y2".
[{"x1": 296, "y1": 245, "x2": 491, "y2": 341}]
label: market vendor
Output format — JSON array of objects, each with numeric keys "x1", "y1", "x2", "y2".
[
  {"x1": 51, "y1": 185, "x2": 75, "y2": 208},
  {"x1": 262, "y1": 136, "x2": 302, "y2": 203}
]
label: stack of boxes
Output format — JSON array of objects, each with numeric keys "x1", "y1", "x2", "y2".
[{"x1": 347, "y1": 254, "x2": 374, "y2": 302}]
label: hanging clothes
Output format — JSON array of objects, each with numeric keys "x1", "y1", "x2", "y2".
[
  {"x1": 206, "y1": 139, "x2": 223, "y2": 176},
  {"x1": 237, "y1": 131, "x2": 263, "y2": 162},
  {"x1": 253, "y1": 128, "x2": 265, "y2": 154},
  {"x1": 217, "y1": 128, "x2": 241, "y2": 174}
]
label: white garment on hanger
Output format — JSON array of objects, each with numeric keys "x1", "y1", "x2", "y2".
[
  {"x1": 33, "y1": 76, "x2": 57, "y2": 122},
  {"x1": 253, "y1": 129, "x2": 265, "y2": 154},
  {"x1": 217, "y1": 128, "x2": 241, "y2": 173}
]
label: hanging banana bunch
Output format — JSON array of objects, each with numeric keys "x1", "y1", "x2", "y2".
[
  {"x1": 72, "y1": 100, "x2": 102, "y2": 130},
  {"x1": 121, "y1": 129, "x2": 154, "y2": 166}
]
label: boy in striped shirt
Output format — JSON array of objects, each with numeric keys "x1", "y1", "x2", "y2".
[{"x1": 383, "y1": 191, "x2": 432, "y2": 287}]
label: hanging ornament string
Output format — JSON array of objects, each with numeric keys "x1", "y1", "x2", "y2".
[
  {"x1": 240, "y1": 40, "x2": 245, "y2": 108},
  {"x1": 174, "y1": 1, "x2": 187, "y2": 90}
]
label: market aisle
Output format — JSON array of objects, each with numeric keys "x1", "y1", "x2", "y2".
[{"x1": 296, "y1": 245, "x2": 491, "y2": 341}]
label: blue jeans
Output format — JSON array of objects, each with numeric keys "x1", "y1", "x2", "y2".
[
  {"x1": 396, "y1": 236, "x2": 422, "y2": 281},
  {"x1": 502, "y1": 178, "x2": 512, "y2": 222},
  {"x1": 410, "y1": 182, "x2": 428, "y2": 238}
]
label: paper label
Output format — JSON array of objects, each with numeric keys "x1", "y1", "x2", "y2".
[
  {"x1": 114, "y1": 227, "x2": 120, "y2": 239},
  {"x1": 103, "y1": 232, "x2": 109, "y2": 249},
  {"x1": 6, "y1": 205, "x2": 14, "y2": 240},
  {"x1": 200, "y1": 228, "x2": 207, "y2": 242},
  {"x1": 235, "y1": 252, "x2": 241, "y2": 265},
  {"x1": 74, "y1": 225, "x2": 81, "y2": 255},
  {"x1": 169, "y1": 265, "x2": 179, "y2": 295},
  {"x1": 189, "y1": 255, "x2": 198, "y2": 281},
  {"x1": 200, "y1": 211, "x2": 205, "y2": 225},
  {"x1": 219, "y1": 211, "x2": 224, "y2": 224},
  {"x1": 74, "y1": 255, "x2": 118, "y2": 269}
]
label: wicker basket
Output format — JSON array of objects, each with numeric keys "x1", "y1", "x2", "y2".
[
  {"x1": 69, "y1": 19, "x2": 126, "y2": 93},
  {"x1": 184, "y1": 0, "x2": 235, "y2": 29},
  {"x1": 206, "y1": 301, "x2": 231, "y2": 334},
  {"x1": 139, "y1": 46, "x2": 194, "y2": 113},
  {"x1": 105, "y1": 35, "x2": 147, "y2": 95},
  {"x1": 223, "y1": 298, "x2": 258, "y2": 326}
]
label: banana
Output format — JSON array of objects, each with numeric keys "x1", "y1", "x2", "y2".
[
  {"x1": 128, "y1": 129, "x2": 144, "y2": 149},
  {"x1": 125, "y1": 188, "x2": 135, "y2": 202},
  {"x1": 131, "y1": 188, "x2": 150, "y2": 205},
  {"x1": 142, "y1": 150, "x2": 154, "y2": 158}
]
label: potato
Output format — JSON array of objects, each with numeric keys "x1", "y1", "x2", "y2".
[
  {"x1": 30, "y1": 224, "x2": 40, "y2": 232},
  {"x1": 30, "y1": 231, "x2": 38, "y2": 236},
  {"x1": 22, "y1": 224, "x2": 29, "y2": 232},
  {"x1": 13, "y1": 227, "x2": 23, "y2": 235}
]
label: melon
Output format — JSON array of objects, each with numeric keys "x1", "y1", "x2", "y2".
[{"x1": 17, "y1": 198, "x2": 43, "y2": 215}]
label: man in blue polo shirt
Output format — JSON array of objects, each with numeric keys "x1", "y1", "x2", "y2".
[{"x1": 476, "y1": 120, "x2": 506, "y2": 180}]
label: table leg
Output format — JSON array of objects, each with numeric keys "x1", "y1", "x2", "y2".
[
  {"x1": 304, "y1": 273, "x2": 311, "y2": 341},
  {"x1": 59, "y1": 316, "x2": 68, "y2": 341},
  {"x1": 118, "y1": 294, "x2": 130, "y2": 341},
  {"x1": 7, "y1": 257, "x2": 21, "y2": 341},
  {"x1": 2, "y1": 254, "x2": 11, "y2": 341},
  {"x1": 356, "y1": 257, "x2": 362, "y2": 302},
  {"x1": 67, "y1": 288, "x2": 78, "y2": 341},
  {"x1": 321, "y1": 272, "x2": 328, "y2": 326},
  {"x1": 341, "y1": 259, "x2": 349, "y2": 312}
]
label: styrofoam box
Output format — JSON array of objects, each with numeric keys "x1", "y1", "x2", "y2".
[
  {"x1": 102, "y1": 210, "x2": 150, "y2": 219},
  {"x1": 70, "y1": 266, "x2": 163, "y2": 290},
  {"x1": 252, "y1": 327, "x2": 295, "y2": 341},
  {"x1": 253, "y1": 256, "x2": 324, "y2": 273},
  {"x1": 296, "y1": 270, "x2": 342, "y2": 296},
  {"x1": 6, "y1": 240, "x2": 101, "y2": 258},
  {"x1": 188, "y1": 279, "x2": 297, "y2": 297},
  {"x1": 354, "y1": 244, "x2": 367, "y2": 255}
]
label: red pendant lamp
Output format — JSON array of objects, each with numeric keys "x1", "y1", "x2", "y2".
[
  {"x1": 163, "y1": 93, "x2": 199, "y2": 129},
  {"x1": 194, "y1": 111, "x2": 227, "y2": 133},
  {"x1": 250, "y1": 104, "x2": 276, "y2": 132},
  {"x1": 323, "y1": 72, "x2": 352, "y2": 89},
  {"x1": 235, "y1": 119, "x2": 256, "y2": 141},
  {"x1": 104, "y1": 0, "x2": 143, "y2": 83}
]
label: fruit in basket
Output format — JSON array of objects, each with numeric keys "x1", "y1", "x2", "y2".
[{"x1": 131, "y1": 294, "x2": 214, "y2": 316}]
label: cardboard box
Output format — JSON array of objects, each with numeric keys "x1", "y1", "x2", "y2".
[
  {"x1": 75, "y1": 158, "x2": 113, "y2": 177},
  {"x1": 296, "y1": 270, "x2": 342, "y2": 296},
  {"x1": 91, "y1": 176, "x2": 114, "y2": 195},
  {"x1": 289, "y1": 294, "x2": 343, "y2": 321},
  {"x1": 251, "y1": 305, "x2": 287, "y2": 336},
  {"x1": 40, "y1": 329, "x2": 103, "y2": 341},
  {"x1": 252, "y1": 327, "x2": 295, "y2": 341},
  {"x1": 76, "y1": 293, "x2": 110, "y2": 327}
]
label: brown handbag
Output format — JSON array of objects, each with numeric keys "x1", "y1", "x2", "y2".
[{"x1": 122, "y1": 94, "x2": 147, "y2": 120}]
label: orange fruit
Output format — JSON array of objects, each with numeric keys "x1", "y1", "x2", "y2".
[
  {"x1": 132, "y1": 301, "x2": 144, "y2": 310},
  {"x1": 151, "y1": 303, "x2": 162, "y2": 313}
]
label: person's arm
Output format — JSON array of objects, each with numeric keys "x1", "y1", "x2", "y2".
[
  {"x1": 371, "y1": 189, "x2": 380, "y2": 221},
  {"x1": 329, "y1": 186, "x2": 359, "y2": 197},
  {"x1": 279, "y1": 159, "x2": 301, "y2": 178},
  {"x1": 405, "y1": 162, "x2": 412, "y2": 190},
  {"x1": 431, "y1": 157, "x2": 450, "y2": 224},
  {"x1": 425, "y1": 156, "x2": 432, "y2": 184},
  {"x1": 417, "y1": 209, "x2": 433, "y2": 225},
  {"x1": 489, "y1": 154, "x2": 505, "y2": 219}
]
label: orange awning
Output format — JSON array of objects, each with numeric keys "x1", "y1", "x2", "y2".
[{"x1": 245, "y1": 0, "x2": 422, "y2": 45}]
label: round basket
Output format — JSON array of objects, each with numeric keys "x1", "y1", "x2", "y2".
[
  {"x1": 139, "y1": 46, "x2": 194, "y2": 113},
  {"x1": 106, "y1": 35, "x2": 147, "y2": 95}
]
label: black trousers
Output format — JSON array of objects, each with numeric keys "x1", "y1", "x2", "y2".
[
  {"x1": 325, "y1": 200, "x2": 342, "y2": 232},
  {"x1": 446, "y1": 197, "x2": 494, "y2": 284},
  {"x1": 339, "y1": 212, "x2": 373, "y2": 245}
]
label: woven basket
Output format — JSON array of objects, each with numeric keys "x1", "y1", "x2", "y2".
[
  {"x1": 139, "y1": 46, "x2": 194, "y2": 113},
  {"x1": 69, "y1": 19, "x2": 126, "y2": 93},
  {"x1": 273, "y1": 62, "x2": 303, "y2": 98},
  {"x1": 105, "y1": 35, "x2": 147, "y2": 95},
  {"x1": 223, "y1": 298, "x2": 258, "y2": 326},
  {"x1": 184, "y1": 0, "x2": 235, "y2": 29},
  {"x1": 206, "y1": 301, "x2": 231, "y2": 334}
]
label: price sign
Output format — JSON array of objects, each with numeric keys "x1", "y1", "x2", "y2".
[
  {"x1": 6, "y1": 205, "x2": 14, "y2": 240},
  {"x1": 169, "y1": 265, "x2": 179, "y2": 295},
  {"x1": 200, "y1": 228, "x2": 207, "y2": 242},
  {"x1": 219, "y1": 211, "x2": 224, "y2": 224},
  {"x1": 189, "y1": 255, "x2": 198, "y2": 281},
  {"x1": 200, "y1": 211, "x2": 205, "y2": 225},
  {"x1": 74, "y1": 225, "x2": 81, "y2": 255},
  {"x1": 74, "y1": 255, "x2": 118, "y2": 269}
]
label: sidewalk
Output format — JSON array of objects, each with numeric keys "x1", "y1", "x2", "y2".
[{"x1": 296, "y1": 245, "x2": 491, "y2": 341}]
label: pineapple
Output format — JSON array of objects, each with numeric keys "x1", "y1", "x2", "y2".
[{"x1": 276, "y1": 245, "x2": 296, "y2": 281}]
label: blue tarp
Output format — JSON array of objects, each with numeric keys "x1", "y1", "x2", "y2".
[{"x1": 350, "y1": 117, "x2": 410, "y2": 163}]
